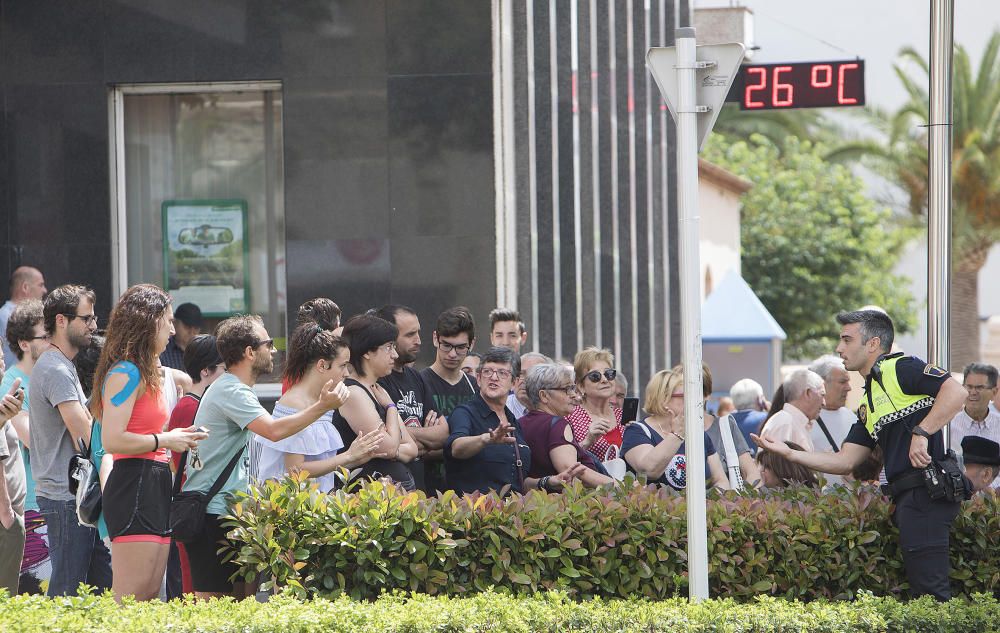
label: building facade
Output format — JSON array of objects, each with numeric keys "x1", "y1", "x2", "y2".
[{"x1": 1, "y1": 1, "x2": 684, "y2": 388}]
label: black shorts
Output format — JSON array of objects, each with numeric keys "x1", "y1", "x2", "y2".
[
  {"x1": 185, "y1": 514, "x2": 241, "y2": 593},
  {"x1": 103, "y1": 458, "x2": 172, "y2": 543}
]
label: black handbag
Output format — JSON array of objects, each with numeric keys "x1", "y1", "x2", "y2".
[
  {"x1": 169, "y1": 447, "x2": 245, "y2": 543},
  {"x1": 68, "y1": 438, "x2": 102, "y2": 528}
]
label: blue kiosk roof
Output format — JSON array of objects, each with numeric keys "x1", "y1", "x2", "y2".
[{"x1": 702, "y1": 273, "x2": 786, "y2": 342}]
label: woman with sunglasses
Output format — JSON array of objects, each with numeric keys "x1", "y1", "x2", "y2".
[
  {"x1": 621, "y1": 367, "x2": 730, "y2": 491},
  {"x1": 331, "y1": 314, "x2": 418, "y2": 490},
  {"x1": 565, "y1": 347, "x2": 626, "y2": 462},
  {"x1": 255, "y1": 324, "x2": 385, "y2": 492},
  {"x1": 91, "y1": 284, "x2": 208, "y2": 602}
]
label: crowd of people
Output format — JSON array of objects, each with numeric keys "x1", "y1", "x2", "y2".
[{"x1": 0, "y1": 265, "x2": 997, "y2": 602}]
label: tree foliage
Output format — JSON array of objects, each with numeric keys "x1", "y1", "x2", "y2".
[{"x1": 703, "y1": 134, "x2": 916, "y2": 360}]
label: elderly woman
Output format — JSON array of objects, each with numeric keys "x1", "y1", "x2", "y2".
[
  {"x1": 519, "y1": 364, "x2": 614, "y2": 488},
  {"x1": 445, "y1": 347, "x2": 583, "y2": 495},
  {"x1": 565, "y1": 347, "x2": 626, "y2": 462},
  {"x1": 621, "y1": 368, "x2": 730, "y2": 490}
]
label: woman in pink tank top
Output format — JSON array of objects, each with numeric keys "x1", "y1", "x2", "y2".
[{"x1": 90, "y1": 284, "x2": 207, "y2": 602}]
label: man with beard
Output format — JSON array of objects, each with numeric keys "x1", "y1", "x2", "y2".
[
  {"x1": 185, "y1": 314, "x2": 350, "y2": 598},
  {"x1": 0, "y1": 266, "x2": 47, "y2": 368},
  {"x1": 29, "y1": 285, "x2": 111, "y2": 596},
  {"x1": 375, "y1": 305, "x2": 447, "y2": 493}
]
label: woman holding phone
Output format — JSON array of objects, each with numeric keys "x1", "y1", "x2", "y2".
[{"x1": 91, "y1": 284, "x2": 207, "y2": 602}]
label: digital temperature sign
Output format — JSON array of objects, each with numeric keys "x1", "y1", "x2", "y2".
[{"x1": 726, "y1": 60, "x2": 865, "y2": 110}]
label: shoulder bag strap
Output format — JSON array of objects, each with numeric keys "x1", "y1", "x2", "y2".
[
  {"x1": 206, "y1": 444, "x2": 247, "y2": 501},
  {"x1": 719, "y1": 415, "x2": 745, "y2": 489},
  {"x1": 815, "y1": 415, "x2": 840, "y2": 452},
  {"x1": 172, "y1": 383, "x2": 213, "y2": 494}
]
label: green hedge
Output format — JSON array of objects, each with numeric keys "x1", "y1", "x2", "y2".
[
  {"x1": 223, "y1": 477, "x2": 1000, "y2": 601},
  {"x1": 3, "y1": 590, "x2": 1000, "y2": 632}
]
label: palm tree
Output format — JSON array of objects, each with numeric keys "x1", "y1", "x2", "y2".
[{"x1": 829, "y1": 33, "x2": 1000, "y2": 369}]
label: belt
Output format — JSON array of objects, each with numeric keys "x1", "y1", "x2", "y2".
[{"x1": 880, "y1": 470, "x2": 924, "y2": 500}]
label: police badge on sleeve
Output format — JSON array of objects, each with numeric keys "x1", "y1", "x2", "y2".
[{"x1": 923, "y1": 364, "x2": 948, "y2": 378}]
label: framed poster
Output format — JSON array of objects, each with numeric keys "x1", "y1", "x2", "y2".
[{"x1": 162, "y1": 199, "x2": 250, "y2": 316}]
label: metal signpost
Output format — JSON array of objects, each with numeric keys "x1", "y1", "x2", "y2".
[{"x1": 647, "y1": 28, "x2": 744, "y2": 602}]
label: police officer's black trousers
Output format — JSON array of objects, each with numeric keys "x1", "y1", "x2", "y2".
[{"x1": 892, "y1": 487, "x2": 960, "y2": 601}]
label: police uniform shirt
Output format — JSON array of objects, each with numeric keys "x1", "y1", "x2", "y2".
[{"x1": 844, "y1": 354, "x2": 951, "y2": 482}]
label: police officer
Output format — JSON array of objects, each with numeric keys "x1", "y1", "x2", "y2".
[{"x1": 752, "y1": 309, "x2": 967, "y2": 600}]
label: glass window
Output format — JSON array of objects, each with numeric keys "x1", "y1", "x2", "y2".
[{"x1": 119, "y1": 86, "x2": 286, "y2": 380}]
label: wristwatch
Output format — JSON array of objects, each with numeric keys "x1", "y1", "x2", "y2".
[{"x1": 911, "y1": 425, "x2": 931, "y2": 439}]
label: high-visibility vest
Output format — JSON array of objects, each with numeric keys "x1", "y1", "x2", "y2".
[{"x1": 859, "y1": 353, "x2": 934, "y2": 441}]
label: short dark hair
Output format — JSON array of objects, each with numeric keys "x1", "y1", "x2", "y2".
[
  {"x1": 436, "y1": 306, "x2": 475, "y2": 341},
  {"x1": 340, "y1": 314, "x2": 398, "y2": 378},
  {"x1": 296, "y1": 297, "x2": 342, "y2": 331},
  {"x1": 963, "y1": 362, "x2": 999, "y2": 389},
  {"x1": 215, "y1": 314, "x2": 264, "y2": 368},
  {"x1": 836, "y1": 309, "x2": 894, "y2": 354},
  {"x1": 488, "y1": 308, "x2": 524, "y2": 334},
  {"x1": 374, "y1": 305, "x2": 417, "y2": 327},
  {"x1": 173, "y1": 302, "x2": 204, "y2": 328},
  {"x1": 481, "y1": 346, "x2": 520, "y2": 378},
  {"x1": 6, "y1": 299, "x2": 43, "y2": 361},
  {"x1": 43, "y1": 285, "x2": 96, "y2": 335},
  {"x1": 283, "y1": 323, "x2": 348, "y2": 384},
  {"x1": 183, "y1": 334, "x2": 223, "y2": 384},
  {"x1": 73, "y1": 335, "x2": 105, "y2": 398}
]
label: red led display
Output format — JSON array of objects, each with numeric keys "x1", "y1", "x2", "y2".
[{"x1": 727, "y1": 60, "x2": 865, "y2": 110}]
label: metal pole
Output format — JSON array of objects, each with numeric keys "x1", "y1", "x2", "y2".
[
  {"x1": 674, "y1": 26, "x2": 709, "y2": 602},
  {"x1": 927, "y1": 0, "x2": 953, "y2": 447}
]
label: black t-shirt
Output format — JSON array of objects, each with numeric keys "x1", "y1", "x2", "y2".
[
  {"x1": 844, "y1": 355, "x2": 950, "y2": 481},
  {"x1": 330, "y1": 378, "x2": 415, "y2": 491},
  {"x1": 379, "y1": 366, "x2": 431, "y2": 429},
  {"x1": 419, "y1": 367, "x2": 479, "y2": 417}
]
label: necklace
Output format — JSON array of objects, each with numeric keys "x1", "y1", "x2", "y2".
[{"x1": 49, "y1": 342, "x2": 73, "y2": 361}]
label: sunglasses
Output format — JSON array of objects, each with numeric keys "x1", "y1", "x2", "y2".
[
  {"x1": 253, "y1": 338, "x2": 275, "y2": 351},
  {"x1": 585, "y1": 368, "x2": 617, "y2": 383}
]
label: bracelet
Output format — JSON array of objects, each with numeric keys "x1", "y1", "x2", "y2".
[
  {"x1": 152, "y1": 433, "x2": 159, "y2": 451},
  {"x1": 670, "y1": 431, "x2": 684, "y2": 442},
  {"x1": 386, "y1": 403, "x2": 397, "y2": 410},
  {"x1": 538, "y1": 475, "x2": 550, "y2": 491}
]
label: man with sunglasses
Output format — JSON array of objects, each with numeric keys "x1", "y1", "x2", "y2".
[
  {"x1": 184, "y1": 315, "x2": 350, "y2": 598},
  {"x1": 949, "y1": 363, "x2": 1000, "y2": 491},
  {"x1": 29, "y1": 284, "x2": 111, "y2": 596}
]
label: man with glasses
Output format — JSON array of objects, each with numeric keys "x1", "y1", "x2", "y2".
[
  {"x1": 29, "y1": 284, "x2": 111, "y2": 596},
  {"x1": 950, "y1": 363, "x2": 1000, "y2": 491},
  {"x1": 420, "y1": 307, "x2": 479, "y2": 493},
  {"x1": 0, "y1": 266, "x2": 47, "y2": 368}
]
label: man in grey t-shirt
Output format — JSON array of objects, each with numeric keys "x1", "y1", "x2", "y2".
[{"x1": 29, "y1": 285, "x2": 110, "y2": 596}]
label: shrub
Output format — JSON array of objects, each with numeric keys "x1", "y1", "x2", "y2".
[
  {"x1": 2, "y1": 589, "x2": 999, "y2": 632},
  {"x1": 223, "y1": 475, "x2": 1000, "y2": 601}
]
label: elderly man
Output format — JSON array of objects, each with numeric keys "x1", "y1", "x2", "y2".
[
  {"x1": 507, "y1": 352, "x2": 552, "y2": 420},
  {"x1": 729, "y1": 378, "x2": 768, "y2": 454},
  {"x1": 960, "y1": 436, "x2": 1000, "y2": 493},
  {"x1": 950, "y1": 364, "x2": 1000, "y2": 483},
  {"x1": 760, "y1": 369, "x2": 826, "y2": 451},
  {"x1": 0, "y1": 267, "x2": 47, "y2": 368},
  {"x1": 808, "y1": 355, "x2": 857, "y2": 487}
]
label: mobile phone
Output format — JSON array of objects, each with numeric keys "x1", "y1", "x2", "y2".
[
  {"x1": 621, "y1": 397, "x2": 639, "y2": 424},
  {"x1": 5, "y1": 377, "x2": 22, "y2": 397}
]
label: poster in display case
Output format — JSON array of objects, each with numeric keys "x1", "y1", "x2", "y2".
[{"x1": 162, "y1": 199, "x2": 249, "y2": 316}]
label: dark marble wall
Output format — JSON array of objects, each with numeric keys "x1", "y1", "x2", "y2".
[{"x1": 0, "y1": 0, "x2": 495, "y2": 365}]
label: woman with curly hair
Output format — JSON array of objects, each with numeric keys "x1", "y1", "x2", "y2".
[{"x1": 91, "y1": 284, "x2": 207, "y2": 602}]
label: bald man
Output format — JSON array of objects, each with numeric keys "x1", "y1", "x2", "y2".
[{"x1": 0, "y1": 267, "x2": 47, "y2": 367}]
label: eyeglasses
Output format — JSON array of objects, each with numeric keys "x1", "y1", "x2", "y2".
[
  {"x1": 438, "y1": 340, "x2": 471, "y2": 355},
  {"x1": 585, "y1": 368, "x2": 617, "y2": 383},
  {"x1": 253, "y1": 338, "x2": 275, "y2": 351},
  {"x1": 63, "y1": 313, "x2": 98, "y2": 326},
  {"x1": 28, "y1": 335, "x2": 48, "y2": 341},
  {"x1": 480, "y1": 367, "x2": 513, "y2": 380},
  {"x1": 965, "y1": 384, "x2": 995, "y2": 392},
  {"x1": 545, "y1": 384, "x2": 579, "y2": 396},
  {"x1": 670, "y1": 392, "x2": 685, "y2": 399},
  {"x1": 380, "y1": 342, "x2": 397, "y2": 354}
]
